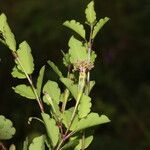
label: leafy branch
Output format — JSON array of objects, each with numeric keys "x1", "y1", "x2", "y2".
[{"x1": 0, "y1": 1, "x2": 110, "y2": 150}]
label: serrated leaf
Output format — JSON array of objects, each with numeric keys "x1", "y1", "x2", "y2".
[
  {"x1": 74, "y1": 113, "x2": 110, "y2": 131},
  {"x1": 43, "y1": 80, "x2": 60, "y2": 104},
  {"x1": 41, "y1": 113, "x2": 59, "y2": 147},
  {"x1": 29, "y1": 135, "x2": 45, "y2": 150},
  {"x1": 23, "y1": 137, "x2": 29, "y2": 150},
  {"x1": 37, "y1": 66, "x2": 45, "y2": 97},
  {"x1": 0, "y1": 13, "x2": 16, "y2": 51},
  {"x1": 92, "y1": 17, "x2": 110, "y2": 39},
  {"x1": 78, "y1": 95, "x2": 91, "y2": 118},
  {"x1": 3, "y1": 22, "x2": 16, "y2": 51},
  {"x1": 17, "y1": 41, "x2": 34, "y2": 74},
  {"x1": 0, "y1": 115, "x2": 16, "y2": 140},
  {"x1": 13, "y1": 84, "x2": 36, "y2": 99},
  {"x1": 47, "y1": 60, "x2": 63, "y2": 77},
  {"x1": 62, "y1": 107, "x2": 79, "y2": 131},
  {"x1": 85, "y1": 1, "x2": 96, "y2": 25},
  {"x1": 69, "y1": 36, "x2": 87, "y2": 64},
  {"x1": 11, "y1": 66, "x2": 26, "y2": 79},
  {"x1": 63, "y1": 20, "x2": 85, "y2": 39},
  {"x1": 60, "y1": 78, "x2": 77, "y2": 100}
]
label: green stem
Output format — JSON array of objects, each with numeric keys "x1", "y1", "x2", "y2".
[
  {"x1": 64, "y1": 91, "x2": 83, "y2": 136},
  {"x1": 81, "y1": 131, "x2": 85, "y2": 150},
  {"x1": 61, "y1": 89, "x2": 69, "y2": 113},
  {"x1": 13, "y1": 52, "x2": 44, "y2": 112},
  {"x1": 44, "y1": 92, "x2": 56, "y2": 113}
]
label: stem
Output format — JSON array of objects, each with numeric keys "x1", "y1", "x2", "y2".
[
  {"x1": 13, "y1": 52, "x2": 44, "y2": 112},
  {"x1": 81, "y1": 131, "x2": 85, "y2": 150},
  {"x1": 56, "y1": 131, "x2": 75, "y2": 150},
  {"x1": 61, "y1": 89, "x2": 69, "y2": 113},
  {"x1": 61, "y1": 66, "x2": 71, "y2": 113},
  {"x1": 44, "y1": 92, "x2": 56, "y2": 113},
  {"x1": 80, "y1": 25, "x2": 93, "y2": 150},
  {"x1": 64, "y1": 91, "x2": 83, "y2": 136}
]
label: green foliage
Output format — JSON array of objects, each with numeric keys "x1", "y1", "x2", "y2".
[
  {"x1": 85, "y1": 1, "x2": 96, "y2": 25},
  {"x1": 92, "y1": 17, "x2": 110, "y2": 39},
  {"x1": 78, "y1": 95, "x2": 91, "y2": 119},
  {"x1": 60, "y1": 78, "x2": 78, "y2": 99},
  {"x1": 41, "y1": 113, "x2": 59, "y2": 148},
  {"x1": 29, "y1": 135, "x2": 45, "y2": 150},
  {"x1": 68, "y1": 36, "x2": 87, "y2": 64},
  {"x1": 11, "y1": 66, "x2": 26, "y2": 79},
  {"x1": 0, "y1": 13, "x2": 16, "y2": 51},
  {"x1": 16, "y1": 41, "x2": 34, "y2": 75},
  {"x1": 0, "y1": 115, "x2": 16, "y2": 140},
  {"x1": 63, "y1": 20, "x2": 85, "y2": 39},
  {"x1": 47, "y1": 60, "x2": 63, "y2": 78},
  {"x1": 23, "y1": 137, "x2": 28, "y2": 150},
  {"x1": 13, "y1": 84, "x2": 36, "y2": 99},
  {"x1": 61, "y1": 107, "x2": 79, "y2": 131},
  {"x1": 9, "y1": 144, "x2": 16, "y2": 150},
  {"x1": 43, "y1": 80, "x2": 61, "y2": 105},
  {"x1": 74, "y1": 134, "x2": 93, "y2": 150},
  {"x1": 0, "y1": 1, "x2": 110, "y2": 150},
  {"x1": 75, "y1": 113, "x2": 110, "y2": 132},
  {"x1": 37, "y1": 66, "x2": 45, "y2": 97},
  {"x1": 62, "y1": 51, "x2": 71, "y2": 67},
  {"x1": 61, "y1": 139, "x2": 79, "y2": 150}
]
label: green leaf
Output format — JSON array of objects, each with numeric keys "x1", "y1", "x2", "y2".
[
  {"x1": 0, "y1": 13, "x2": 6, "y2": 32},
  {"x1": 61, "y1": 107, "x2": 79, "y2": 131},
  {"x1": 75, "y1": 113, "x2": 110, "y2": 131},
  {"x1": 29, "y1": 135, "x2": 45, "y2": 150},
  {"x1": 85, "y1": 1, "x2": 96, "y2": 25},
  {"x1": 9, "y1": 144, "x2": 16, "y2": 150},
  {"x1": 78, "y1": 95, "x2": 91, "y2": 118},
  {"x1": 90, "y1": 50, "x2": 97, "y2": 64},
  {"x1": 85, "y1": 81, "x2": 95, "y2": 95},
  {"x1": 89, "y1": 81, "x2": 95, "y2": 92},
  {"x1": 60, "y1": 78, "x2": 78, "y2": 100},
  {"x1": 23, "y1": 137, "x2": 29, "y2": 150},
  {"x1": 61, "y1": 139, "x2": 79, "y2": 150},
  {"x1": 47, "y1": 60, "x2": 63, "y2": 77},
  {"x1": 63, "y1": 20, "x2": 85, "y2": 39},
  {"x1": 37, "y1": 66, "x2": 45, "y2": 97},
  {"x1": 69, "y1": 36, "x2": 87, "y2": 64},
  {"x1": 43, "y1": 94, "x2": 60, "y2": 116},
  {"x1": 74, "y1": 135, "x2": 93, "y2": 150},
  {"x1": 13, "y1": 84, "x2": 36, "y2": 99},
  {"x1": 0, "y1": 115, "x2": 16, "y2": 140},
  {"x1": 11, "y1": 66, "x2": 26, "y2": 79},
  {"x1": 41, "y1": 113, "x2": 59, "y2": 147},
  {"x1": 43, "y1": 80, "x2": 61, "y2": 104},
  {"x1": 92, "y1": 17, "x2": 110, "y2": 39},
  {"x1": 0, "y1": 13, "x2": 16, "y2": 51},
  {"x1": 62, "y1": 51, "x2": 71, "y2": 67},
  {"x1": 60, "y1": 78, "x2": 92, "y2": 118},
  {"x1": 17, "y1": 41, "x2": 34, "y2": 74}
]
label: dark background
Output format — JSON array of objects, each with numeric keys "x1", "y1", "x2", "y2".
[{"x1": 0, "y1": 0, "x2": 150, "y2": 149}]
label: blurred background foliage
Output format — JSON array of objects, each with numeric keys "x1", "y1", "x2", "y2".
[{"x1": 0, "y1": 0, "x2": 150, "y2": 149}]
